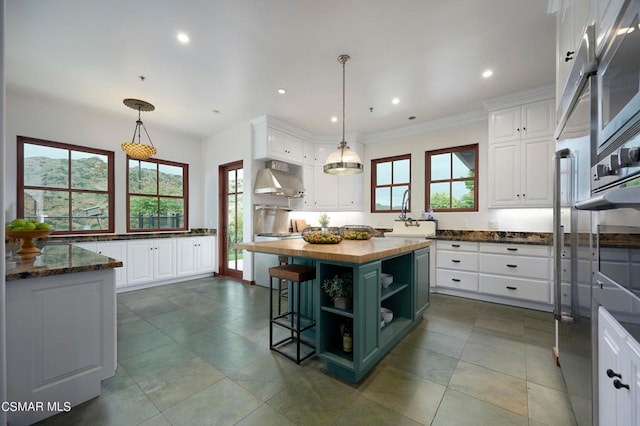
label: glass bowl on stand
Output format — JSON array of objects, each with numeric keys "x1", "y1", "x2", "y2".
[{"x1": 5, "y1": 229, "x2": 53, "y2": 262}]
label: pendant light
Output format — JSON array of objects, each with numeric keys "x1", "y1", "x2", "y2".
[
  {"x1": 121, "y1": 98, "x2": 157, "y2": 160},
  {"x1": 324, "y1": 54, "x2": 364, "y2": 175}
]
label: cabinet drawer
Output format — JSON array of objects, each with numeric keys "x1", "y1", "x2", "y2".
[
  {"x1": 479, "y1": 253, "x2": 550, "y2": 280},
  {"x1": 479, "y1": 274, "x2": 550, "y2": 303},
  {"x1": 436, "y1": 241, "x2": 479, "y2": 252},
  {"x1": 437, "y1": 251, "x2": 479, "y2": 271},
  {"x1": 436, "y1": 269, "x2": 478, "y2": 292},
  {"x1": 480, "y1": 242, "x2": 551, "y2": 257}
]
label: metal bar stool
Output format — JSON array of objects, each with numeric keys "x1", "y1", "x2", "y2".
[{"x1": 269, "y1": 263, "x2": 316, "y2": 364}]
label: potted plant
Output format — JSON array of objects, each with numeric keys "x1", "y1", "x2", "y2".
[
  {"x1": 322, "y1": 272, "x2": 353, "y2": 309},
  {"x1": 318, "y1": 212, "x2": 330, "y2": 230}
]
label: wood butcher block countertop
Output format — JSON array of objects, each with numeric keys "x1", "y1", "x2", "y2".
[{"x1": 237, "y1": 237, "x2": 432, "y2": 264}]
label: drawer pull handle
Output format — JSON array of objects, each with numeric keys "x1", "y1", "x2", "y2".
[
  {"x1": 451, "y1": 259, "x2": 461, "y2": 263},
  {"x1": 506, "y1": 286, "x2": 517, "y2": 290},
  {"x1": 452, "y1": 278, "x2": 461, "y2": 282},
  {"x1": 506, "y1": 264, "x2": 518, "y2": 268},
  {"x1": 452, "y1": 244, "x2": 461, "y2": 248},
  {"x1": 507, "y1": 247, "x2": 518, "y2": 251},
  {"x1": 607, "y1": 369, "x2": 622, "y2": 379}
]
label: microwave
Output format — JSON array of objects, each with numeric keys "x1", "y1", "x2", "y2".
[{"x1": 598, "y1": 0, "x2": 640, "y2": 157}]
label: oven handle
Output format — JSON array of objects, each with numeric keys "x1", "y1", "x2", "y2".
[{"x1": 575, "y1": 185, "x2": 640, "y2": 210}]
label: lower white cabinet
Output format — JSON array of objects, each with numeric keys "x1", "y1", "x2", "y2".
[
  {"x1": 127, "y1": 238, "x2": 177, "y2": 285},
  {"x1": 435, "y1": 240, "x2": 553, "y2": 310},
  {"x1": 176, "y1": 236, "x2": 216, "y2": 276},
  {"x1": 599, "y1": 306, "x2": 640, "y2": 426},
  {"x1": 74, "y1": 241, "x2": 127, "y2": 288}
]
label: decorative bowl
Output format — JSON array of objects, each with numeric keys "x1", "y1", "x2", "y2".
[
  {"x1": 381, "y1": 273, "x2": 394, "y2": 288},
  {"x1": 6, "y1": 229, "x2": 53, "y2": 258},
  {"x1": 342, "y1": 225, "x2": 374, "y2": 240},
  {"x1": 381, "y1": 307, "x2": 393, "y2": 325},
  {"x1": 301, "y1": 227, "x2": 342, "y2": 244}
]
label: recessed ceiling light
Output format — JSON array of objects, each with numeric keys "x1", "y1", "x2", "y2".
[
  {"x1": 392, "y1": 97, "x2": 400, "y2": 105},
  {"x1": 177, "y1": 32, "x2": 190, "y2": 44},
  {"x1": 482, "y1": 69, "x2": 493, "y2": 78},
  {"x1": 277, "y1": 88, "x2": 287, "y2": 95},
  {"x1": 331, "y1": 116, "x2": 338, "y2": 123}
]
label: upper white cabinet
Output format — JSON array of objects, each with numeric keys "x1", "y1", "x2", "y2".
[
  {"x1": 595, "y1": 0, "x2": 626, "y2": 55},
  {"x1": 488, "y1": 99, "x2": 555, "y2": 208},
  {"x1": 556, "y1": 0, "x2": 593, "y2": 107},
  {"x1": 489, "y1": 100, "x2": 555, "y2": 144},
  {"x1": 252, "y1": 116, "x2": 307, "y2": 165}
]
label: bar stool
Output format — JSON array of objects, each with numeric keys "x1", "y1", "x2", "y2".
[{"x1": 269, "y1": 263, "x2": 316, "y2": 364}]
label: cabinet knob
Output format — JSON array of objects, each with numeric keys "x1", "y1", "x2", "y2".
[
  {"x1": 613, "y1": 379, "x2": 630, "y2": 390},
  {"x1": 565, "y1": 51, "x2": 575, "y2": 62},
  {"x1": 522, "y1": 127, "x2": 526, "y2": 131},
  {"x1": 607, "y1": 368, "x2": 622, "y2": 379},
  {"x1": 516, "y1": 128, "x2": 521, "y2": 132}
]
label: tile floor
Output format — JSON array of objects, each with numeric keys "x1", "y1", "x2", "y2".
[{"x1": 38, "y1": 277, "x2": 582, "y2": 425}]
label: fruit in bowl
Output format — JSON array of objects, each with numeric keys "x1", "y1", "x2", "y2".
[
  {"x1": 343, "y1": 230, "x2": 372, "y2": 240},
  {"x1": 302, "y1": 227, "x2": 342, "y2": 244},
  {"x1": 6, "y1": 218, "x2": 52, "y2": 232},
  {"x1": 6, "y1": 219, "x2": 54, "y2": 258}
]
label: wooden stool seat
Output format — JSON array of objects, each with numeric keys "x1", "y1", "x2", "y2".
[
  {"x1": 268, "y1": 264, "x2": 316, "y2": 283},
  {"x1": 269, "y1": 263, "x2": 316, "y2": 364}
]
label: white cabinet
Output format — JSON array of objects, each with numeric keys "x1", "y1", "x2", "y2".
[
  {"x1": 313, "y1": 144, "x2": 336, "y2": 166},
  {"x1": 489, "y1": 100, "x2": 555, "y2": 144},
  {"x1": 435, "y1": 241, "x2": 479, "y2": 292},
  {"x1": 313, "y1": 166, "x2": 340, "y2": 210},
  {"x1": 126, "y1": 238, "x2": 176, "y2": 285},
  {"x1": 74, "y1": 241, "x2": 127, "y2": 288},
  {"x1": 479, "y1": 243, "x2": 552, "y2": 304},
  {"x1": 176, "y1": 236, "x2": 216, "y2": 276},
  {"x1": 598, "y1": 306, "x2": 640, "y2": 426},
  {"x1": 252, "y1": 118, "x2": 305, "y2": 165},
  {"x1": 556, "y1": 0, "x2": 593, "y2": 107},
  {"x1": 488, "y1": 99, "x2": 555, "y2": 208},
  {"x1": 303, "y1": 141, "x2": 315, "y2": 165},
  {"x1": 595, "y1": 0, "x2": 625, "y2": 54}
]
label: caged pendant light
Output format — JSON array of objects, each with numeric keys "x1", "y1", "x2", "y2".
[
  {"x1": 121, "y1": 98, "x2": 157, "y2": 160},
  {"x1": 323, "y1": 54, "x2": 364, "y2": 175}
]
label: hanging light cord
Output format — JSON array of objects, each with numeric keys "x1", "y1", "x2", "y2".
[
  {"x1": 338, "y1": 54, "x2": 350, "y2": 161},
  {"x1": 130, "y1": 107, "x2": 155, "y2": 147}
]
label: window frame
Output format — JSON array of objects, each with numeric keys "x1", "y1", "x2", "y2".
[
  {"x1": 425, "y1": 143, "x2": 479, "y2": 212},
  {"x1": 370, "y1": 154, "x2": 411, "y2": 213},
  {"x1": 126, "y1": 156, "x2": 189, "y2": 232},
  {"x1": 17, "y1": 136, "x2": 115, "y2": 235}
]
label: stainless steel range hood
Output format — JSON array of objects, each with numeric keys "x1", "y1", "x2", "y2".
[{"x1": 254, "y1": 161, "x2": 305, "y2": 198}]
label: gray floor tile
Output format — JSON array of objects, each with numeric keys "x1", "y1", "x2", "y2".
[
  {"x1": 460, "y1": 339, "x2": 526, "y2": 379},
  {"x1": 528, "y1": 381, "x2": 578, "y2": 425},
  {"x1": 235, "y1": 404, "x2": 295, "y2": 426},
  {"x1": 384, "y1": 342, "x2": 459, "y2": 385},
  {"x1": 117, "y1": 329, "x2": 175, "y2": 360},
  {"x1": 432, "y1": 388, "x2": 529, "y2": 426},
  {"x1": 403, "y1": 326, "x2": 467, "y2": 359}
]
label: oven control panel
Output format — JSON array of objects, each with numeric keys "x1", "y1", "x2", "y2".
[{"x1": 592, "y1": 134, "x2": 640, "y2": 192}]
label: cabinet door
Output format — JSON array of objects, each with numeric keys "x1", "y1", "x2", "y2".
[
  {"x1": 127, "y1": 240, "x2": 154, "y2": 284},
  {"x1": 285, "y1": 135, "x2": 305, "y2": 164},
  {"x1": 557, "y1": 0, "x2": 575, "y2": 107},
  {"x1": 490, "y1": 106, "x2": 521, "y2": 144},
  {"x1": 489, "y1": 142, "x2": 520, "y2": 207},
  {"x1": 154, "y1": 239, "x2": 177, "y2": 280},
  {"x1": 357, "y1": 262, "x2": 380, "y2": 368},
  {"x1": 266, "y1": 128, "x2": 287, "y2": 161},
  {"x1": 313, "y1": 166, "x2": 339, "y2": 210},
  {"x1": 414, "y1": 248, "x2": 430, "y2": 318},
  {"x1": 623, "y1": 337, "x2": 640, "y2": 426},
  {"x1": 313, "y1": 144, "x2": 335, "y2": 166},
  {"x1": 599, "y1": 306, "x2": 628, "y2": 426},
  {"x1": 176, "y1": 238, "x2": 197, "y2": 276},
  {"x1": 198, "y1": 236, "x2": 216, "y2": 272},
  {"x1": 303, "y1": 141, "x2": 315, "y2": 165},
  {"x1": 97, "y1": 241, "x2": 127, "y2": 287},
  {"x1": 522, "y1": 100, "x2": 555, "y2": 140},
  {"x1": 522, "y1": 138, "x2": 554, "y2": 206}
]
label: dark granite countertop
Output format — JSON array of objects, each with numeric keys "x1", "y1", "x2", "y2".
[
  {"x1": 434, "y1": 230, "x2": 553, "y2": 246},
  {"x1": 5, "y1": 244, "x2": 123, "y2": 281},
  {"x1": 44, "y1": 228, "x2": 216, "y2": 245}
]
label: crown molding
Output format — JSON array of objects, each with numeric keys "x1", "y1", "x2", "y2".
[
  {"x1": 364, "y1": 110, "x2": 487, "y2": 144},
  {"x1": 482, "y1": 85, "x2": 555, "y2": 111}
]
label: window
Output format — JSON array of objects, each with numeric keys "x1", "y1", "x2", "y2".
[
  {"x1": 371, "y1": 154, "x2": 411, "y2": 212},
  {"x1": 425, "y1": 144, "x2": 478, "y2": 212},
  {"x1": 127, "y1": 157, "x2": 188, "y2": 232},
  {"x1": 17, "y1": 136, "x2": 115, "y2": 234}
]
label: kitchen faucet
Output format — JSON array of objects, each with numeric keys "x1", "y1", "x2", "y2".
[{"x1": 400, "y1": 189, "x2": 409, "y2": 220}]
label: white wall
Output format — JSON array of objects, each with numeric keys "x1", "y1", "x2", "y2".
[{"x1": 5, "y1": 90, "x2": 205, "y2": 232}]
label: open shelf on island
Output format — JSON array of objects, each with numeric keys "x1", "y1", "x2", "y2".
[
  {"x1": 321, "y1": 305, "x2": 354, "y2": 318},
  {"x1": 380, "y1": 282, "x2": 408, "y2": 301},
  {"x1": 380, "y1": 317, "x2": 412, "y2": 348},
  {"x1": 319, "y1": 347, "x2": 354, "y2": 370}
]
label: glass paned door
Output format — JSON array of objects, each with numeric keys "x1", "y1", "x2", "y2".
[{"x1": 219, "y1": 161, "x2": 243, "y2": 278}]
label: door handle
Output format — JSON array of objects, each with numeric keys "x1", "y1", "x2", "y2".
[
  {"x1": 607, "y1": 369, "x2": 622, "y2": 379},
  {"x1": 507, "y1": 264, "x2": 518, "y2": 268},
  {"x1": 507, "y1": 247, "x2": 518, "y2": 251},
  {"x1": 613, "y1": 379, "x2": 630, "y2": 390},
  {"x1": 506, "y1": 286, "x2": 517, "y2": 290},
  {"x1": 451, "y1": 259, "x2": 461, "y2": 263},
  {"x1": 452, "y1": 278, "x2": 461, "y2": 282}
]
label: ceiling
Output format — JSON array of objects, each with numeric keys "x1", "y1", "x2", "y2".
[{"x1": 6, "y1": 0, "x2": 557, "y2": 141}]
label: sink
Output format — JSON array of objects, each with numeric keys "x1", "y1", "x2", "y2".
[{"x1": 387, "y1": 220, "x2": 436, "y2": 238}]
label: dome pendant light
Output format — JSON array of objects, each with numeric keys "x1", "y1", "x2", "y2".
[
  {"x1": 324, "y1": 54, "x2": 363, "y2": 175},
  {"x1": 121, "y1": 98, "x2": 157, "y2": 160}
]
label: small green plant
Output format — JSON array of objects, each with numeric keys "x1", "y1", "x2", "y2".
[
  {"x1": 318, "y1": 212, "x2": 330, "y2": 227},
  {"x1": 321, "y1": 273, "x2": 353, "y2": 299}
]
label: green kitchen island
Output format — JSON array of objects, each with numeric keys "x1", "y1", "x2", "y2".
[{"x1": 237, "y1": 237, "x2": 431, "y2": 383}]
